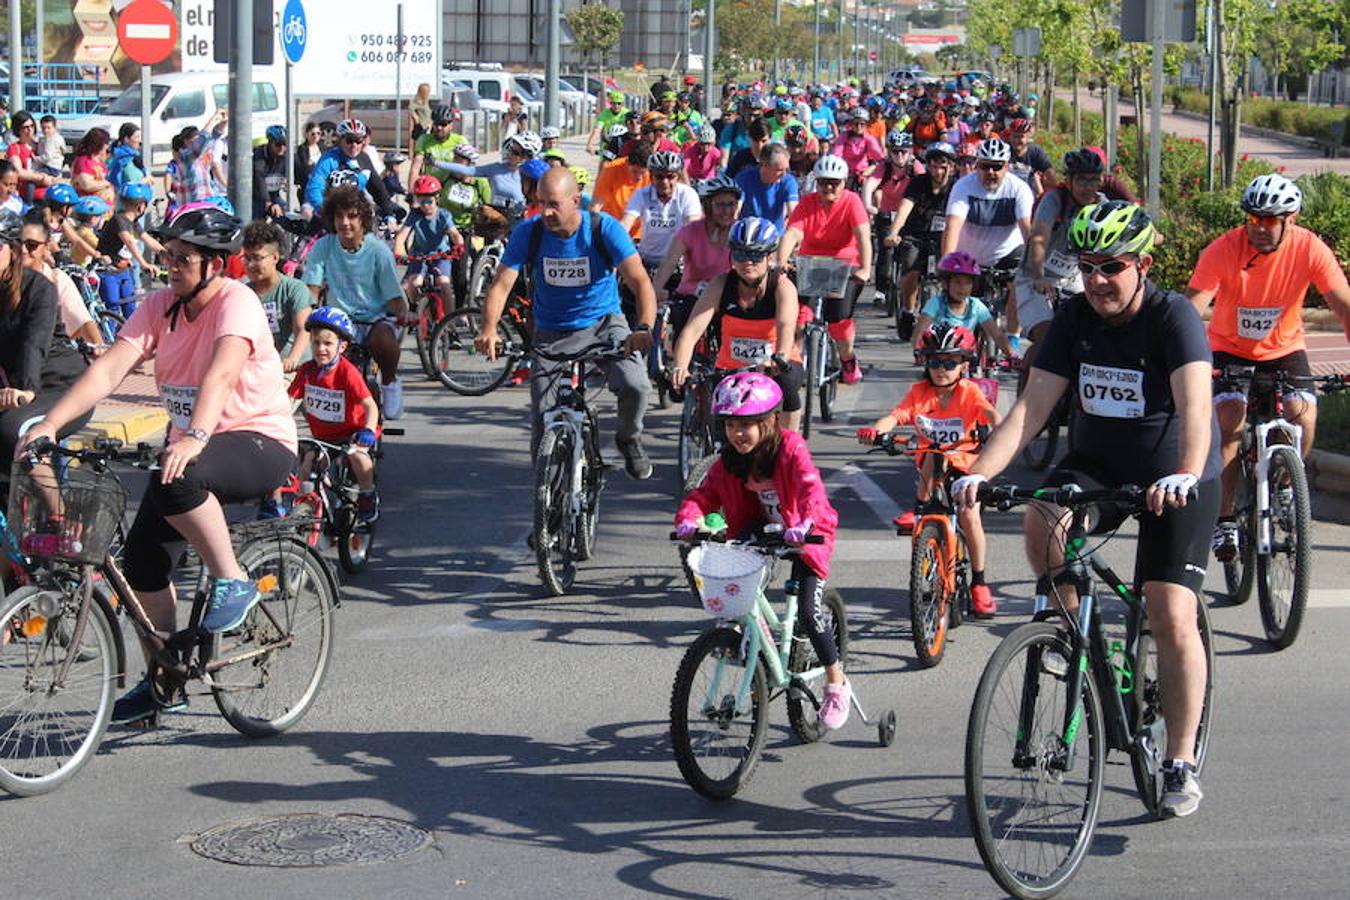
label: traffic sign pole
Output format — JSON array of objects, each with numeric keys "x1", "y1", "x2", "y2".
[
  {"x1": 141, "y1": 65, "x2": 151, "y2": 184},
  {"x1": 281, "y1": 0, "x2": 308, "y2": 211}
]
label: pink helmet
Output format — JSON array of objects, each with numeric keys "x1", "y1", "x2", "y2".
[
  {"x1": 713, "y1": 371, "x2": 783, "y2": 418},
  {"x1": 937, "y1": 251, "x2": 981, "y2": 277}
]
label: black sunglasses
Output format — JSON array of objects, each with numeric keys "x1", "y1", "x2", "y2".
[
  {"x1": 926, "y1": 357, "x2": 965, "y2": 371},
  {"x1": 978, "y1": 162, "x2": 1005, "y2": 172},
  {"x1": 21, "y1": 239, "x2": 46, "y2": 253},
  {"x1": 731, "y1": 249, "x2": 771, "y2": 263}
]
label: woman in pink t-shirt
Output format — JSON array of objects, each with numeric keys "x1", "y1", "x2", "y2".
[
  {"x1": 20, "y1": 204, "x2": 299, "y2": 724},
  {"x1": 650, "y1": 174, "x2": 739, "y2": 340},
  {"x1": 777, "y1": 154, "x2": 873, "y2": 385},
  {"x1": 71, "y1": 127, "x2": 115, "y2": 205}
]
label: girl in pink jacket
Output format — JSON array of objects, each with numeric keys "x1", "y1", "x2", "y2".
[{"x1": 674, "y1": 371, "x2": 851, "y2": 730}]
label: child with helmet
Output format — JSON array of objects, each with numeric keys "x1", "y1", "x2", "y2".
[
  {"x1": 96, "y1": 182, "x2": 165, "y2": 317},
  {"x1": 912, "y1": 251, "x2": 1017, "y2": 365},
  {"x1": 857, "y1": 321, "x2": 1002, "y2": 617},
  {"x1": 287, "y1": 306, "x2": 383, "y2": 522},
  {"x1": 675, "y1": 370, "x2": 852, "y2": 729},
  {"x1": 393, "y1": 174, "x2": 465, "y2": 296}
]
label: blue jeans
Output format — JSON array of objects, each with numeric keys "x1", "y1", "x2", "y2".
[{"x1": 98, "y1": 267, "x2": 138, "y2": 317}]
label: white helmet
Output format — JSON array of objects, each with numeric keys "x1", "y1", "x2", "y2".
[
  {"x1": 974, "y1": 138, "x2": 1011, "y2": 163},
  {"x1": 539, "y1": 125, "x2": 561, "y2": 140},
  {"x1": 812, "y1": 154, "x2": 849, "y2": 181},
  {"x1": 504, "y1": 131, "x2": 542, "y2": 157},
  {"x1": 697, "y1": 173, "x2": 741, "y2": 200},
  {"x1": 1241, "y1": 173, "x2": 1302, "y2": 216},
  {"x1": 605, "y1": 123, "x2": 630, "y2": 140}
]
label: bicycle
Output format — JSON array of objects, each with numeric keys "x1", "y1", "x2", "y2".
[
  {"x1": 867, "y1": 430, "x2": 990, "y2": 667},
  {"x1": 1213, "y1": 366, "x2": 1345, "y2": 647},
  {"x1": 465, "y1": 201, "x2": 523, "y2": 305},
  {"x1": 793, "y1": 255, "x2": 853, "y2": 441},
  {"x1": 531, "y1": 341, "x2": 626, "y2": 596},
  {"x1": 429, "y1": 290, "x2": 533, "y2": 396},
  {"x1": 0, "y1": 437, "x2": 338, "y2": 797},
  {"x1": 675, "y1": 357, "x2": 720, "y2": 494},
  {"x1": 894, "y1": 235, "x2": 942, "y2": 342},
  {"x1": 1016, "y1": 289, "x2": 1079, "y2": 471},
  {"x1": 398, "y1": 248, "x2": 462, "y2": 380},
  {"x1": 669, "y1": 527, "x2": 896, "y2": 800},
  {"x1": 61, "y1": 262, "x2": 124, "y2": 344},
  {"x1": 964, "y1": 482, "x2": 1214, "y2": 898}
]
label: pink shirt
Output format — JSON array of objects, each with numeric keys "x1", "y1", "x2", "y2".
[
  {"x1": 72, "y1": 156, "x2": 106, "y2": 195},
  {"x1": 674, "y1": 220, "x2": 731, "y2": 296},
  {"x1": 117, "y1": 280, "x2": 298, "y2": 452},
  {"x1": 682, "y1": 142, "x2": 722, "y2": 181},
  {"x1": 790, "y1": 191, "x2": 868, "y2": 266},
  {"x1": 835, "y1": 132, "x2": 884, "y2": 177}
]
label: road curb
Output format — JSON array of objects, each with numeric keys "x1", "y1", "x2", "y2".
[
  {"x1": 1166, "y1": 107, "x2": 1332, "y2": 155},
  {"x1": 1309, "y1": 449, "x2": 1350, "y2": 525},
  {"x1": 68, "y1": 407, "x2": 168, "y2": 450}
]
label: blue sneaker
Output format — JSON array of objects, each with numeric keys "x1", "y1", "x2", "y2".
[
  {"x1": 112, "y1": 676, "x2": 187, "y2": 723},
  {"x1": 201, "y1": 577, "x2": 261, "y2": 633}
]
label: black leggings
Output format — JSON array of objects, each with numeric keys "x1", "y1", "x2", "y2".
[
  {"x1": 0, "y1": 391, "x2": 92, "y2": 503},
  {"x1": 793, "y1": 558, "x2": 840, "y2": 667},
  {"x1": 123, "y1": 431, "x2": 297, "y2": 591},
  {"x1": 822, "y1": 276, "x2": 866, "y2": 323}
]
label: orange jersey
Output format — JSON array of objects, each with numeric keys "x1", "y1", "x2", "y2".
[
  {"x1": 592, "y1": 159, "x2": 648, "y2": 239},
  {"x1": 865, "y1": 120, "x2": 887, "y2": 143},
  {"x1": 888, "y1": 379, "x2": 996, "y2": 473},
  {"x1": 1189, "y1": 224, "x2": 1348, "y2": 361}
]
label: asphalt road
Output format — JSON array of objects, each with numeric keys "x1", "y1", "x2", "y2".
[{"x1": 7, "y1": 309, "x2": 1350, "y2": 900}]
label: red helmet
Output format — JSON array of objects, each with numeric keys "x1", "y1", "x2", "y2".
[
  {"x1": 1008, "y1": 117, "x2": 1034, "y2": 134},
  {"x1": 411, "y1": 175, "x2": 443, "y2": 196},
  {"x1": 918, "y1": 322, "x2": 978, "y2": 358}
]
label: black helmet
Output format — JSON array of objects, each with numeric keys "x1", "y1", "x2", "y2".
[
  {"x1": 150, "y1": 204, "x2": 243, "y2": 255},
  {"x1": 432, "y1": 104, "x2": 457, "y2": 125},
  {"x1": 0, "y1": 209, "x2": 22, "y2": 244},
  {"x1": 1063, "y1": 147, "x2": 1105, "y2": 176}
]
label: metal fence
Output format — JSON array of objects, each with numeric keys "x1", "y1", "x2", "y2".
[{"x1": 9, "y1": 64, "x2": 107, "y2": 117}]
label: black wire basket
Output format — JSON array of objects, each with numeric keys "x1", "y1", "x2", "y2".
[{"x1": 7, "y1": 459, "x2": 127, "y2": 566}]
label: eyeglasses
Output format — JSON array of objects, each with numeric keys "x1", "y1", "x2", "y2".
[
  {"x1": 731, "y1": 249, "x2": 771, "y2": 263},
  {"x1": 978, "y1": 163, "x2": 1005, "y2": 172},
  {"x1": 415, "y1": 196, "x2": 438, "y2": 204},
  {"x1": 21, "y1": 239, "x2": 46, "y2": 253},
  {"x1": 341, "y1": 136, "x2": 365, "y2": 145},
  {"x1": 166, "y1": 251, "x2": 204, "y2": 268},
  {"x1": 711, "y1": 199, "x2": 739, "y2": 209},
  {"x1": 1246, "y1": 213, "x2": 1285, "y2": 228},
  {"x1": 817, "y1": 178, "x2": 843, "y2": 188},
  {"x1": 1077, "y1": 257, "x2": 1133, "y2": 277},
  {"x1": 926, "y1": 357, "x2": 965, "y2": 371},
  {"x1": 242, "y1": 252, "x2": 276, "y2": 263}
]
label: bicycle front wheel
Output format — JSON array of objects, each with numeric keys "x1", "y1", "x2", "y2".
[
  {"x1": 97, "y1": 309, "x2": 124, "y2": 344},
  {"x1": 0, "y1": 584, "x2": 118, "y2": 797},
  {"x1": 670, "y1": 627, "x2": 769, "y2": 800},
  {"x1": 787, "y1": 589, "x2": 849, "y2": 744},
  {"x1": 1257, "y1": 445, "x2": 1312, "y2": 649},
  {"x1": 209, "y1": 537, "x2": 336, "y2": 738},
  {"x1": 430, "y1": 306, "x2": 515, "y2": 396},
  {"x1": 534, "y1": 427, "x2": 577, "y2": 596},
  {"x1": 908, "y1": 521, "x2": 951, "y2": 668},
  {"x1": 802, "y1": 329, "x2": 821, "y2": 440},
  {"x1": 676, "y1": 388, "x2": 705, "y2": 491},
  {"x1": 966, "y1": 622, "x2": 1104, "y2": 899}
]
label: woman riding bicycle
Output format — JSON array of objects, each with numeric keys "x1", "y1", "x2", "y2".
[
  {"x1": 650, "y1": 173, "x2": 740, "y2": 341},
  {"x1": 670, "y1": 217, "x2": 806, "y2": 430},
  {"x1": 19, "y1": 203, "x2": 299, "y2": 725}
]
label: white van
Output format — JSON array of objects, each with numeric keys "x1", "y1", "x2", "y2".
[
  {"x1": 440, "y1": 66, "x2": 515, "y2": 115},
  {"x1": 59, "y1": 71, "x2": 286, "y2": 171}
]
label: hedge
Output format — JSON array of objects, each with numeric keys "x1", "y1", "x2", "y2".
[{"x1": 1167, "y1": 87, "x2": 1349, "y2": 146}]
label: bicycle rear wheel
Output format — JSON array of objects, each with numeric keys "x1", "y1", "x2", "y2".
[
  {"x1": 0, "y1": 584, "x2": 118, "y2": 797},
  {"x1": 1131, "y1": 597, "x2": 1214, "y2": 817},
  {"x1": 209, "y1": 537, "x2": 336, "y2": 738},
  {"x1": 415, "y1": 290, "x2": 450, "y2": 379},
  {"x1": 819, "y1": 338, "x2": 838, "y2": 422},
  {"x1": 670, "y1": 627, "x2": 769, "y2": 800},
  {"x1": 676, "y1": 388, "x2": 706, "y2": 491},
  {"x1": 1257, "y1": 445, "x2": 1312, "y2": 649},
  {"x1": 1224, "y1": 452, "x2": 1257, "y2": 605},
  {"x1": 97, "y1": 309, "x2": 124, "y2": 344},
  {"x1": 534, "y1": 427, "x2": 577, "y2": 596},
  {"x1": 574, "y1": 413, "x2": 602, "y2": 562},
  {"x1": 430, "y1": 306, "x2": 515, "y2": 396},
  {"x1": 966, "y1": 622, "x2": 1104, "y2": 899},
  {"x1": 787, "y1": 589, "x2": 849, "y2": 744},
  {"x1": 468, "y1": 246, "x2": 500, "y2": 304},
  {"x1": 908, "y1": 521, "x2": 952, "y2": 668},
  {"x1": 802, "y1": 328, "x2": 822, "y2": 440},
  {"x1": 650, "y1": 304, "x2": 672, "y2": 410}
]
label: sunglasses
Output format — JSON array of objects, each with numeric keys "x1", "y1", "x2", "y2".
[
  {"x1": 817, "y1": 178, "x2": 843, "y2": 188},
  {"x1": 166, "y1": 251, "x2": 204, "y2": 268},
  {"x1": 926, "y1": 357, "x2": 965, "y2": 371},
  {"x1": 731, "y1": 249, "x2": 771, "y2": 263},
  {"x1": 978, "y1": 163, "x2": 1005, "y2": 172},
  {"x1": 341, "y1": 136, "x2": 365, "y2": 145},
  {"x1": 415, "y1": 195, "x2": 439, "y2": 204},
  {"x1": 1246, "y1": 213, "x2": 1285, "y2": 228},
  {"x1": 21, "y1": 239, "x2": 46, "y2": 253},
  {"x1": 1077, "y1": 257, "x2": 1133, "y2": 277}
]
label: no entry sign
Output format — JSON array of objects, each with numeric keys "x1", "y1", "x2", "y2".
[{"x1": 117, "y1": 0, "x2": 178, "y2": 67}]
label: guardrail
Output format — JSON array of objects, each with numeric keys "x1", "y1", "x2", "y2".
[{"x1": 10, "y1": 64, "x2": 109, "y2": 118}]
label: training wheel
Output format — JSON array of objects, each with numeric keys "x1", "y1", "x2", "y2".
[{"x1": 878, "y1": 709, "x2": 897, "y2": 747}]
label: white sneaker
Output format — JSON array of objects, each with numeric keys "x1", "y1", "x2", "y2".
[
  {"x1": 382, "y1": 378, "x2": 404, "y2": 420},
  {"x1": 1160, "y1": 759, "x2": 1203, "y2": 818}
]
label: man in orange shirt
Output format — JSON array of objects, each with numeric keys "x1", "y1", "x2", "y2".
[
  {"x1": 1187, "y1": 173, "x2": 1350, "y2": 560},
  {"x1": 591, "y1": 142, "x2": 651, "y2": 239}
]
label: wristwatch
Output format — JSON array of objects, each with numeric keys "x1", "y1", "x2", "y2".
[
  {"x1": 632, "y1": 323, "x2": 652, "y2": 333},
  {"x1": 184, "y1": 428, "x2": 211, "y2": 445}
]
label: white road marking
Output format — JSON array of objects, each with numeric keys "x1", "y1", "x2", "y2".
[
  {"x1": 826, "y1": 463, "x2": 904, "y2": 525},
  {"x1": 1307, "y1": 589, "x2": 1350, "y2": 609}
]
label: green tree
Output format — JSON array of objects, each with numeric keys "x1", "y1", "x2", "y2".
[{"x1": 565, "y1": 2, "x2": 625, "y2": 98}]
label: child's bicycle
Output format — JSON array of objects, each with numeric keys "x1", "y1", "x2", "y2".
[
  {"x1": 669, "y1": 527, "x2": 896, "y2": 800},
  {"x1": 60, "y1": 262, "x2": 125, "y2": 343},
  {"x1": 397, "y1": 248, "x2": 462, "y2": 380},
  {"x1": 867, "y1": 429, "x2": 988, "y2": 667},
  {"x1": 793, "y1": 255, "x2": 854, "y2": 440},
  {"x1": 964, "y1": 481, "x2": 1214, "y2": 898}
]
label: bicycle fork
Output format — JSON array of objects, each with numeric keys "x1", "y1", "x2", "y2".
[{"x1": 1252, "y1": 419, "x2": 1302, "y2": 557}]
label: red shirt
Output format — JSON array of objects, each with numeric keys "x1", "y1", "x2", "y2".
[
  {"x1": 287, "y1": 356, "x2": 375, "y2": 442},
  {"x1": 790, "y1": 190, "x2": 868, "y2": 265}
]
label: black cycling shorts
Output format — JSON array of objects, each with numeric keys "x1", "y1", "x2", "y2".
[
  {"x1": 822, "y1": 276, "x2": 866, "y2": 323},
  {"x1": 1040, "y1": 456, "x2": 1220, "y2": 595}
]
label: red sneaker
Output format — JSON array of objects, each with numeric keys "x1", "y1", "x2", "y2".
[
  {"x1": 970, "y1": 584, "x2": 997, "y2": 619},
  {"x1": 893, "y1": 509, "x2": 917, "y2": 534}
]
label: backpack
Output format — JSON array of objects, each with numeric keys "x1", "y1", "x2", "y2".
[{"x1": 107, "y1": 145, "x2": 145, "y2": 193}]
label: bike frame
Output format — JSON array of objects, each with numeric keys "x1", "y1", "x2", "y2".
[
  {"x1": 541, "y1": 403, "x2": 590, "y2": 526},
  {"x1": 1247, "y1": 415, "x2": 1302, "y2": 557}
]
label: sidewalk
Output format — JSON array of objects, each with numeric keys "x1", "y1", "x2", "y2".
[{"x1": 69, "y1": 364, "x2": 167, "y2": 450}]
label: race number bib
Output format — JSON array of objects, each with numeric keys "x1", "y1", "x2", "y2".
[
  {"x1": 445, "y1": 183, "x2": 477, "y2": 207},
  {"x1": 756, "y1": 487, "x2": 784, "y2": 524},
  {"x1": 1078, "y1": 364, "x2": 1144, "y2": 419},
  {"x1": 729, "y1": 337, "x2": 773, "y2": 364},
  {"x1": 1044, "y1": 249, "x2": 1078, "y2": 279},
  {"x1": 1237, "y1": 306, "x2": 1281, "y2": 341},
  {"x1": 929, "y1": 214, "x2": 947, "y2": 232},
  {"x1": 160, "y1": 384, "x2": 198, "y2": 431},
  {"x1": 304, "y1": 384, "x2": 346, "y2": 424},
  {"x1": 542, "y1": 256, "x2": 592, "y2": 287},
  {"x1": 916, "y1": 414, "x2": 965, "y2": 446},
  {"x1": 261, "y1": 298, "x2": 281, "y2": 335}
]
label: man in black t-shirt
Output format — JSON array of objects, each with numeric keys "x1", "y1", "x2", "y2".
[
  {"x1": 882, "y1": 141, "x2": 957, "y2": 340},
  {"x1": 96, "y1": 186, "x2": 164, "y2": 317},
  {"x1": 953, "y1": 202, "x2": 1218, "y2": 821},
  {"x1": 1005, "y1": 118, "x2": 1054, "y2": 196}
]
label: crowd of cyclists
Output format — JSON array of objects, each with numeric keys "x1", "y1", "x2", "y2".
[{"x1": 1, "y1": 67, "x2": 1348, "y2": 832}]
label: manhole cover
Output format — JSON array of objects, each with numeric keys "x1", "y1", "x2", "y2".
[{"x1": 190, "y1": 813, "x2": 431, "y2": 867}]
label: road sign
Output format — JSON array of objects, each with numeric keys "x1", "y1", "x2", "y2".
[
  {"x1": 282, "y1": 0, "x2": 308, "y2": 65},
  {"x1": 869, "y1": 50, "x2": 878, "y2": 62},
  {"x1": 116, "y1": 0, "x2": 177, "y2": 66},
  {"x1": 1012, "y1": 27, "x2": 1041, "y2": 59},
  {"x1": 1120, "y1": 0, "x2": 1197, "y2": 43}
]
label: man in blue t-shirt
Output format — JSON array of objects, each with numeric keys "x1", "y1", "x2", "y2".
[
  {"x1": 475, "y1": 167, "x2": 657, "y2": 479},
  {"x1": 734, "y1": 144, "x2": 799, "y2": 230}
]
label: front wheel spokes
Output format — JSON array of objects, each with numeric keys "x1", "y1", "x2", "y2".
[{"x1": 1257, "y1": 445, "x2": 1312, "y2": 649}]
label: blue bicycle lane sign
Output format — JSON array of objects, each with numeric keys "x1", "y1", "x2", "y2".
[{"x1": 282, "y1": 0, "x2": 307, "y2": 65}]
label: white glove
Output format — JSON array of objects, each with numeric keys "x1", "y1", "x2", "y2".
[
  {"x1": 1151, "y1": 472, "x2": 1198, "y2": 498},
  {"x1": 951, "y1": 473, "x2": 988, "y2": 508}
]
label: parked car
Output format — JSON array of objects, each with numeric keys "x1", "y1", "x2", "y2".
[
  {"x1": 306, "y1": 86, "x2": 482, "y2": 150},
  {"x1": 441, "y1": 67, "x2": 517, "y2": 116}
]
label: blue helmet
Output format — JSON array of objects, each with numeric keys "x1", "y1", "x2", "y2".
[
  {"x1": 74, "y1": 196, "x2": 110, "y2": 217},
  {"x1": 120, "y1": 182, "x2": 154, "y2": 203},
  {"x1": 519, "y1": 158, "x2": 550, "y2": 183},
  {"x1": 774, "y1": 97, "x2": 794, "y2": 113},
  {"x1": 266, "y1": 125, "x2": 287, "y2": 144},
  {"x1": 304, "y1": 306, "x2": 355, "y2": 342},
  {"x1": 728, "y1": 217, "x2": 781, "y2": 255},
  {"x1": 46, "y1": 183, "x2": 79, "y2": 207}
]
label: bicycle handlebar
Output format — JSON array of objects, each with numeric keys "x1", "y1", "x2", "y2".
[
  {"x1": 396, "y1": 248, "x2": 463, "y2": 264},
  {"x1": 668, "y1": 530, "x2": 825, "y2": 547},
  {"x1": 977, "y1": 482, "x2": 1147, "y2": 512},
  {"x1": 866, "y1": 426, "x2": 990, "y2": 457},
  {"x1": 533, "y1": 340, "x2": 630, "y2": 364},
  {"x1": 21, "y1": 435, "x2": 157, "y2": 470}
]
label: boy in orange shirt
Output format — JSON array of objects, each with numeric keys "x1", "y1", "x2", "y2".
[{"x1": 857, "y1": 322, "x2": 1002, "y2": 617}]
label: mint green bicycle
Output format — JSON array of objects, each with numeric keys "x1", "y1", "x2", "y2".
[{"x1": 669, "y1": 528, "x2": 896, "y2": 800}]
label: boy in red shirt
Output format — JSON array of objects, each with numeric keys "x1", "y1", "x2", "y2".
[
  {"x1": 287, "y1": 307, "x2": 382, "y2": 521},
  {"x1": 857, "y1": 323, "x2": 1002, "y2": 617}
]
